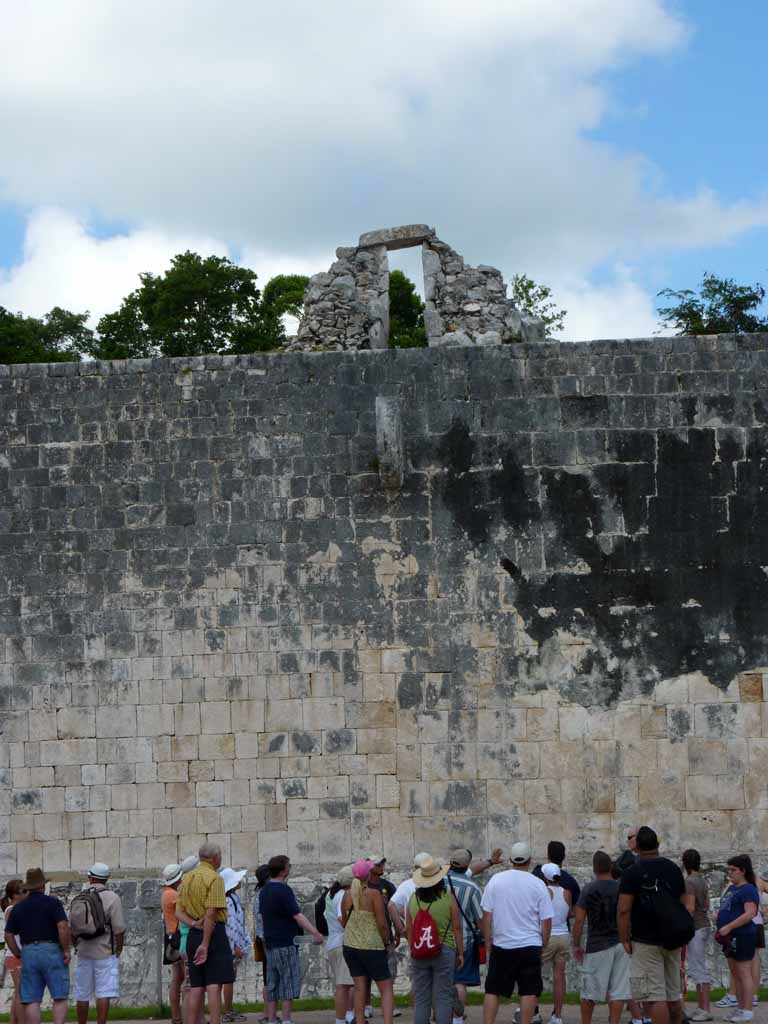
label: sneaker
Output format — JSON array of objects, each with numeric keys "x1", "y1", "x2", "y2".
[
  {"x1": 715, "y1": 996, "x2": 738, "y2": 1008},
  {"x1": 689, "y1": 1011, "x2": 713, "y2": 1021},
  {"x1": 513, "y1": 1013, "x2": 542, "y2": 1024},
  {"x1": 550, "y1": 1017, "x2": 563, "y2": 1024},
  {"x1": 365, "y1": 1009, "x2": 374, "y2": 1020}
]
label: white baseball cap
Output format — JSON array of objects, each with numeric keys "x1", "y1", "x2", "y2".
[
  {"x1": 88, "y1": 862, "x2": 110, "y2": 880},
  {"x1": 163, "y1": 863, "x2": 183, "y2": 886},
  {"x1": 510, "y1": 842, "x2": 531, "y2": 865},
  {"x1": 541, "y1": 862, "x2": 561, "y2": 881}
]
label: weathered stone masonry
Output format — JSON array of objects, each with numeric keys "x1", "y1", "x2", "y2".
[{"x1": 2, "y1": 334, "x2": 768, "y2": 889}]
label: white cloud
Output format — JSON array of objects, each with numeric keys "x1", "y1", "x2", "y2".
[
  {"x1": 0, "y1": 1, "x2": 766, "y2": 338},
  {"x1": 551, "y1": 269, "x2": 665, "y2": 341}
]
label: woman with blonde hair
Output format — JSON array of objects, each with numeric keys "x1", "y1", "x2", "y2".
[{"x1": 341, "y1": 860, "x2": 394, "y2": 1024}]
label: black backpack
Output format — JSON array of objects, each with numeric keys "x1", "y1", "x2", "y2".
[
  {"x1": 638, "y1": 874, "x2": 695, "y2": 950},
  {"x1": 314, "y1": 887, "x2": 330, "y2": 936}
]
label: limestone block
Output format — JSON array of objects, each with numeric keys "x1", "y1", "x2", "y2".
[
  {"x1": 618, "y1": 740, "x2": 658, "y2": 777},
  {"x1": 679, "y1": 811, "x2": 732, "y2": 852},
  {"x1": 613, "y1": 704, "x2": 642, "y2": 740},
  {"x1": 640, "y1": 706, "x2": 667, "y2": 738},
  {"x1": 71, "y1": 839, "x2": 95, "y2": 867},
  {"x1": 106, "y1": 811, "x2": 130, "y2": 836},
  {"x1": 107, "y1": 763, "x2": 135, "y2": 785},
  {"x1": 558, "y1": 705, "x2": 589, "y2": 741},
  {"x1": 128, "y1": 810, "x2": 154, "y2": 837},
  {"x1": 375, "y1": 775, "x2": 399, "y2": 808},
  {"x1": 524, "y1": 779, "x2": 562, "y2": 814},
  {"x1": 200, "y1": 701, "x2": 231, "y2": 734},
  {"x1": 11, "y1": 815, "x2": 35, "y2": 841},
  {"x1": 339, "y1": 755, "x2": 367, "y2": 775},
  {"x1": 89, "y1": 786, "x2": 111, "y2": 811},
  {"x1": 614, "y1": 777, "x2": 639, "y2": 813},
  {"x1": 55, "y1": 707, "x2": 95, "y2": 740},
  {"x1": 166, "y1": 782, "x2": 195, "y2": 807},
  {"x1": 137, "y1": 783, "x2": 166, "y2": 810},
  {"x1": 230, "y1": 700, "x2": 265, "y2": 732},
  {"x1": 82, "y1": 811, "x2": 107, "y2": 838},
  {"x1": 119, "y1": 737, "x2": 154, "y2": 763},
  {"x1": 196, "y1": 807, "x2": 221, "y2": 832},
  {"x1": 199, "y1": 734, "x2": 235, "y2": 760},
  {"x1": 28, "y1": 708, "x2": 57, "y2": 741},
  {"x1": 280, "y1": 756, "x2": 310, "y2": 778},
  {"x1": 40, "y1": 739, "x2": 97, "y2": 766},
  {"x1": 171, "y1": 735, "x2": 198, "y2": 760},
  {"x1": 562, "y1": 813, "x2": 613, "y2": 854},
  {"x1": 52, "y1": 766, "x2": 76, "y2": 786},
  {"x1": 266, "y1": 700, "x2": 304, "y2": 732},
  {"x1": 744, "y1": 772, "x2": 768, "y2": 809},
  {"x1": 153, "y1": 808, "x2": 175, "y2": 837},
  {"x1": 653, "y1": 674, "x2": 691, "y2": 705},
  {"x1": 223, "y1": 780, "x2": 250, "y2": 806},
  {"x1": 196, "y1": 781, "x2": 224, "y2": 807},
  {"x1": 137, "y1": 704, "x2": 175, "y2": 737},
  {"x1": 739, "y1": 673, "x2": 763, "y2": 702},
  {"x1": 147, "y1": 835, "x2": 179, "y2": 866},
  {"x1": 119, "y1": 837, "x2": 147, "y2": 869},
  {"x1": 359, "y1": 225, "x2": 434, "y2": 250},
  {"x1": 43, "y1": 840, "x2": 70, "y2": 871},
  {"x1": 357, "y1": 729, "x2": 396, "y2": 755},
  {"x1": 64, "y1": 787, "x2": 89, "y2": 812},
  {"x1": 638, "y1": 771, "x2": 685, "y2": 809},
  {"x1": 174, "y1": 703, "x2": 201, "y2": 736},
  {"x1": 158, "y1": 762, "x2": 189, "y2": 783},
  {"x1": 95, "y1": 706, "x2": 136, "y2": 738},
  {"x1": 16, "y1": 841, "x2": 43, "y2": 869},
  {"x1": 399, "y1": 781, "x2": 429, "y2": 817},
  {"x1": 41, "y1": 789, "x2": 65, "y2": 813}
]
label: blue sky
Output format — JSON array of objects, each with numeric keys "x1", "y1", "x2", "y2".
[{"x1": 0, "y1": 0, "x2": 766, "y2": 339}]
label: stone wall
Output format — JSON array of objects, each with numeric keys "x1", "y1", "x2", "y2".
[{"x1": 2, "y1": 335, "x2": 768, "y2": 886}]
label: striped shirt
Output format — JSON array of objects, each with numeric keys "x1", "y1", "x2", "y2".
[
  {"x1": 447, "y1": 869, "x2": 482, "y2": 944},
  {"x1": 176, "y1": 861, "x2": 227, "y2": 924}
]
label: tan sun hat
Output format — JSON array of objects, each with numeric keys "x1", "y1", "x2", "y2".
[{"x1": 412, "y1": 856, "x2": 449, "y2": 888}]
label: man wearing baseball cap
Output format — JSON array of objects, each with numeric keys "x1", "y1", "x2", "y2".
[
  {"x1": 481, "y1": 842, "x2": 553, "y2": 1024},
  {"x1": 73, "y1": 863, "x2": 126, "y2": 1024}
]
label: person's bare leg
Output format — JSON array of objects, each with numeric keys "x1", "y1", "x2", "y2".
[
  {"x1": 736, "y1": 961, "x2": 754, "y2": 1011},
  {"x1": 265, "y1": 1000, "x2": 277, "y2": 1024},
  {"x1": 353, "y1": 978, "x2": 368, "y2": 1024},
  {"x1": 608, "y1": 1000, "x2": 624, "y2": 1024},
  {"x1": 376, "y1": 979, "x2": 394, "y2": 1024},
  {"x1": 95, "y1": 998, "x2": 111, "y2": 1024},
  {"x1": 483, "y1": 994, "x2": 500, "y2": 1024},
  {"x1": 519, "y1": 994, "x2": 539, "y2": 1024},
  {"x1": 185, "y1": 989, "x2": 205, "y2": 1024},
  {"x1": 554, "y1": 961, "x2": 566, "y2": 1017},
  {"x1": 696, "y1": 982, "x2": 710, "y2": 1012},
  {"x1": 336, "y1": 985, "x2": 349, "y2": 1020},
  {"x1": 24, "y1": 1003, "x2": 42, "y2": 1024},
  {"x1": 77, "y1": 1001, "x2": 90, "y2": 1024},
  {"x1": 51, "y1": 1000, "x2": 69, "y2": 1024},
  {"x1": 667, "y1": 1000, "x2": 682, "y2": 1024},
  {"x1": 629, "y1": 1001, "x2": 643, "y2": 1021},
  {"x1": 752, "y1": 954, "x2": 760, "y2": 1000},
  {"x1": 281, "y1": 1001, "x2": 293, "y2": 1022},
  {"x1": 455, "y1": 982, "x2": 467, "y2": 1019},
  {"x1": 648, "y1": 1000, "x2": 670, "y2": 1024},
  {"x1": 207, "y1": 983, "x2": 222, "y2": 1024},
  {"x1": 580, "y1": 999, "x2": 595, "y2": 1024},
  {"x1": 222, "y1": 983, "x2": 233, "y2": 1014},
  {"x1": 170, "y1": 962, "x2": 184, "y2": 1023}
]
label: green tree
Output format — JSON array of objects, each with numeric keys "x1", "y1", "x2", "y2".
[
  {"x1": 657, "y1": 272, "x2": 768, "y2": 335},
  {"x1": 0, "y1": 306, "x2": 87, "y2": 364},
  {"x1": 89, "y1": 253, "x2": 306, "y2": 359},
  {"x1": 388, "y1": 269, "x2": 426, "y2": 348},
  {"x1": 510, "y1": 273, "x2": 567, "y2": 336}
]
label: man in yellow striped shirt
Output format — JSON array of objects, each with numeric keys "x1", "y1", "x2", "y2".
[{"x1": 176, "y1": 843, "x2": 234, "y2": 1024}]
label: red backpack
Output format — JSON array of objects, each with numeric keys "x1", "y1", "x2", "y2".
[{"x1": 409, "y1": 901, "x2": 443, "y2": 960}]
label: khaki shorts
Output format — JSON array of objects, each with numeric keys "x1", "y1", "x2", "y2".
[
  {"x1": 541, "y1": 934, "x2": 570, "y2": 965},
  {"x1": 327, "y1": 945, "x2": 353, "y2": 987},
  {"x1": 580, "y1": 944, "x2": 631, "y2": 1002},
  {"x1": 630, "y1": 942, "x2": 681, "y2": 1002}
]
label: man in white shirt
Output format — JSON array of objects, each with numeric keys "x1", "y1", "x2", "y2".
[{"x1": 481, "y1": 842, "x2": 553, "y2": 1024}]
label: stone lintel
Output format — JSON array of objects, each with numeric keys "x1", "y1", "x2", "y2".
[{"x1": 358, "y1": 224, "x2": 435, "y2": 251}]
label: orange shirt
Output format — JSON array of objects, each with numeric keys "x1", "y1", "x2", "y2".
[{"x1": 161, "y1": 886, "x2": 178, "y2": 934}]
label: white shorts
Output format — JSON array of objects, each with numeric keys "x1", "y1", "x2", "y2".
[
  {"x1": 74, "y1": 955, "x2": 121, "y2": 1000},
  {"x1": 580, "y1": 944, "x2": 631, "y2": 1002},
  {"x1": 686, "y1": 927, "x2": 711, "y2": 985}
]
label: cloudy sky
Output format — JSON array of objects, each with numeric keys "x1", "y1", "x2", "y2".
[{"x1": 0, "y1": 0, "x2": 766, "y2": 340}]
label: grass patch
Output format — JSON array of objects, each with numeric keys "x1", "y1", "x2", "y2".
[{"x1": 2, "y1": 987, "x2": 765, "y2": 1021}]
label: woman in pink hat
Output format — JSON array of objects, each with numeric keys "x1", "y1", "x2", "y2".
[{"x1": 341, "y1": 861, "x2": 394, "y2": 1024}]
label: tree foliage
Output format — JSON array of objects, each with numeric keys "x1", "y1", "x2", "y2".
[
  {"x1": 657, "y1": 272, "x2": 768, "y2": 336},
  {"x1": 0, "y1": 306, "x2": 89, "y2": 364},
  {"x1": 388, "y1": 269, "x2": 426, "y2": 348},
  {"x1": 510, "y1": 273, "x2": 567, "y2": 336}
]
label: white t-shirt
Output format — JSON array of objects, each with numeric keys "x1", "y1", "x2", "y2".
[
  {"x1": 480, "y1": 869, "x2": 553, "y2": 949},
  {"x1": 325, "y1": 890, "x2": 345, "y2": 952},
  {"x1": 391, "y1": 878, "x2": 416, "y2": 915}
]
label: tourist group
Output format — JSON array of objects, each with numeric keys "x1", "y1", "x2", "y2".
[{"x1": 2, "y1": 827, "x2": 766, "y2": 1024}]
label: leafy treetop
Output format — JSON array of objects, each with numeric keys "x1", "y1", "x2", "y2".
[
  {"x1": 510, "y1": 273, "x2": 567, "y2": 336},
  {"x1": 657, "y1": 272, "x2": 768, "y2": 335}
]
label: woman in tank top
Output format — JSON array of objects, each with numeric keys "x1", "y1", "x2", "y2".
[
  {"x1": 341, "y1": 860, "x2": 394, "y2": 1024},
  {"x1": 540, "y1": 863, "x2": 572, "y2": 1024}
]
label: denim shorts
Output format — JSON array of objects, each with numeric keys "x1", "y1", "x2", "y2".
[{"x1": 20, "y1": 943, "x2": 70, "y2": 1003}]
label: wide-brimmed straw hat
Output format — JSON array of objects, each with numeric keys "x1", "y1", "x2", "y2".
[{"x1": 412, "y1": 856, "x2": 449, "y2": 888}]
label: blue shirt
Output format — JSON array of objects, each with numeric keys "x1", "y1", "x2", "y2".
[
  {"x1": 717, "y1": 883, "x2": 759, "y2": 937},
  {"x1": 259, "y1": 881, "x2": 301, "y2": 949},
  {"x1": 6, "y1": 892, "x2": 67, "y2": 945}
]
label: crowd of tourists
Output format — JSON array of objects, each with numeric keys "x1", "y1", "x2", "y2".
[{"x1": 2, "y1": 827, "x2": 768, "y2": 1024}]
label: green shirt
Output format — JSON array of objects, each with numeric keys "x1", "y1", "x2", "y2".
[{"x1": 408, "y1": 889, "x2": 455, "y2": 949}]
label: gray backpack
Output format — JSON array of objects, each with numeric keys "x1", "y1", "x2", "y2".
[{"x1": 70, "y1": 888, "x2": 108, "y2": 940}]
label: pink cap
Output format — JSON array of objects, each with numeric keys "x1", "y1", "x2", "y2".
[{"x1": 352, "y1": 859, "x2": 373, "y2": 880}]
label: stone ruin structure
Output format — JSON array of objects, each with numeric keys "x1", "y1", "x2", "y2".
[{"x1": 294, "y1": 224, "x2": 546, "y2": 350}]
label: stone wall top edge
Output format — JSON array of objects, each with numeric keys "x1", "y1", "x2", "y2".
[{"x1": 1, "y1": 331, "x2": 766, "y2": 379}]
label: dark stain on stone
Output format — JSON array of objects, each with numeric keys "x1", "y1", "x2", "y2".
[
  {"x1": 268, "y1": 734, "x2": 286, "y2": 753},
  {"x1": 291, "y1": 731, "x2": 319, "y2": 754},
  {"x1": 397, "y1": 672, "x2": 423, "y2": 709},
  {"x1": 321, "y1": 799, "x2": 350, "y2": 819}
]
